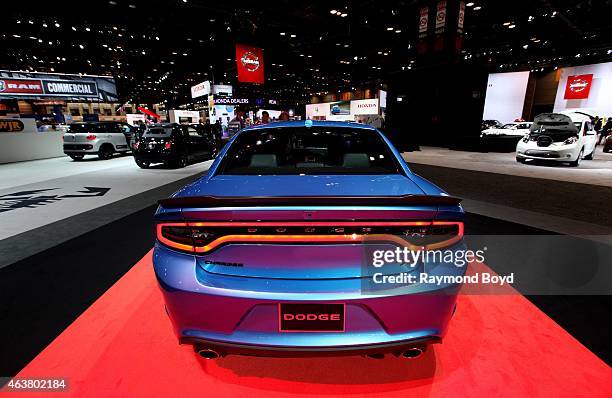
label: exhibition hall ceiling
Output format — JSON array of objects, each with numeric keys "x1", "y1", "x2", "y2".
[{"x1": 1, "y1": 0, "x2": 611, "y2": 105}]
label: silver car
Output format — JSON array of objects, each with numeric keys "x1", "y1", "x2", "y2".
[{"x1": 63, "y1": 122, "x2": 133, "y2": 160}]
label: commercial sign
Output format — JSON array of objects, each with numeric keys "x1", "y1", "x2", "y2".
[
  {"x1": 435, "y1": 0, "x2": 447, "y2": 32},
  {"x1": 350, "y1": 99, "x2": 380, "y2": 115},
  {"x1": 236, "y1": 44, "x2": 265, "y2": 84},
  {"x1": 190, "y1": 81, "x2": 211, "y2": 99},
  {"x1": 43, "y1": 80, "x2": 98, "y2": 96},
  {"x1": 0, "y1": 77, "x2": 100, "y2": 98},
  {"x1": 0, "y1": 119, "x2": 25, "y2": 132},
  {"x1": 564, "y1": 74, "x2": 593, "y2": 100},
  {"x1": 418, "y1": 6, "x2": 429, "y2": 36}
]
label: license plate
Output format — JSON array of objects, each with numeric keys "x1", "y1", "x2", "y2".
[{"x1": 279, "y1": 303, "x2": 345, "y2": 332}]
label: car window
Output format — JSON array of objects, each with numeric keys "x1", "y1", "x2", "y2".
[
  {"x1": 218, "y1": 127, "x2": 401, "y2": 175},
  {"x1": 105, "y1": 123, "x2": 122, "y2": 134},
  {"x1": 187, "y1": 127, "x2": 200, "y2": 137},
  {"x1": 573, "y1": 122, "x2": 583, "y2": 133},
  {"x1": 144, "y1": 127, "x2": 173, "y2": 137},
  {"x1": 502, "y1": 123, "x2": 516, "y2": 129}
]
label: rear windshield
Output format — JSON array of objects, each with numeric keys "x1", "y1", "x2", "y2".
[
  {"x1": 218, "y1": 127, "x2": 401, "y2": 175},
  {"x1": 144, "y1": 127, "x2": 174, "y2": 137}
]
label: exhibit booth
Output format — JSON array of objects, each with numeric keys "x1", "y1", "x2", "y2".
[
  {"x1": 306, "y1": 98, "x2": 382, "y2": 126},
  {"x1": 0, "y1": 118, "x2": 63, "y2": 164}
]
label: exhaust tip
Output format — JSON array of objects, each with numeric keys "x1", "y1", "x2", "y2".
[
  {"x1": 363, "y1": 353, "x2": 385, "y2": 359},
  {"x1": 401, "y1": 347, "x2": 424, "y2": 359},
  {"x1": 196, "y1": 347, "x2": 221, "y2": 360}
]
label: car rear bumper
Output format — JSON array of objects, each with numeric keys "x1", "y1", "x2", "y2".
[
  {"x1": 180, "y1": 335, "x2": 441, "y2": 357},
  {"x1": 63, "y1": 143, "x2": 97, "y2": 153},
  {"x1": 134, "y1": 152, "x2": 174, "y2": 163},
  {"x1": 154, "y1": 243, "x2": 462, "y2": 352}
]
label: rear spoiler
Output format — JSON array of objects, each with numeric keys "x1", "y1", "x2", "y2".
[{"x1": 158, "y1": 195, "x2": 462, "y2": 209}]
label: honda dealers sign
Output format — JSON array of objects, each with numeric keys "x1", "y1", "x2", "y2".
[
  {"x1": 350, "y1": 99, "x2": 380, "y2": 115},
  {"x1": 235, "y1": 44, "x2": 265, "y2": 84},
  {"x1": 564, "y1": 74, "x2": 593, "y2": 100},
  {"x1": 0, "y1": 77, "x2": 99, "y2": 98}
]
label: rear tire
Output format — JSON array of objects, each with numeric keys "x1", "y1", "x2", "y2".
[
  {"x1": 135, "y1": 159, "x2": 150, "y2": 169},
  {"x1": 174, "y1": 153, "x2": 188, "y2": 168},
  {"x1": 69, "y1": 154, "x2": 84, "y2": 161},
  {"x1": 98, "y1": 145, "x2": 114, "y2": 160}
]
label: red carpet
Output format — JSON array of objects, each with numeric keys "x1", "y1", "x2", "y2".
[{"x1": 4, "y1": 252, "x2": 611, "y2": 398}]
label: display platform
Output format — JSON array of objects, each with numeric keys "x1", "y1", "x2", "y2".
[{"x1": 4, "y1": 252, "x2": 611, "y2": 398}]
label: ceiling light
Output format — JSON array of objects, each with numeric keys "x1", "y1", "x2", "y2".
[
  {"x1": 13, "y1": 34, "x2": 21, "y2": 38},
  {"x1": 395, "y1": 29, "x2": 401, "y2": 33},
  {"x1": 290, "y1": 34, "x2": 296, "y2": 38},
  {"x1": 330, "y1": 9, "x2": 337, "y2": 14},
  {"x1": 474, "y1": 6, "x2": 482, "y2": 10},
  {"x1": 508, "y1": 24, "x2": 516, "y2": 29},
  {"x1": 466, "y1": 2, "x2": 474, "y2": 6},
  {"x1": 85, "y1": 27, "x2": 91, "y2": 32},
  {"x1": 340, "y1": 13, "x2": 347, "y2": 17},
  {"x1": 55, "y1": 22, "x2": 60, "y2": 27},
  {"x1": 503, "y1": 22, "x2": 511, "y2": 26},
  {"x1": 386, "y1": 27, "x2": 394, "y2": 31},
  {"x1": 280, "y1": 32, "x2": 286, "y2": 35}
]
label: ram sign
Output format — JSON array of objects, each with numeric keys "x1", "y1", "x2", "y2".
[{"x1": 0, "y1": 71, "x2": 117, "y2": 101}]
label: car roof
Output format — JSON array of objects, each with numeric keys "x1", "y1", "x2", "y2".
[{"x1": 242, "y1": 120, "x2": 377, "y2": 131}]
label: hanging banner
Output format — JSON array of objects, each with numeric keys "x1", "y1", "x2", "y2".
[
  {"x1": 0, "y1": 71, "x2": 115, "y2": 101},
  {"x1": 457, "y1": 1, "x2": 466, "y2": 33},
  {"x1": 418, "y1": 6, "x2": 429, "y2": 36},
  {"x1": 190, "y1": 81, "x2": 210, "y2": 99},
  {"x1": 435, "y1": 0, "x2": 447, "y2": 32},
  {"x1": 564, "y1": 74, "x2": 594, "y2": 100},
  {"x1": 235, "y1": 44, "x2": 265, "y2": 84}
]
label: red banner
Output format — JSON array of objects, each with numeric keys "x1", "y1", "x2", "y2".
[
  {"x1": 0, "y1": 78, "x2": 44, "y2": 95},
  {"x1": 137, "y1": 107, "x2": 161, "y2": 120},
  {"x1": 564, "y1": 74, "x2": 593, "y2": 100},
  {"x1": 236, "y1": 44, "x2": 264, "y2": 84}
]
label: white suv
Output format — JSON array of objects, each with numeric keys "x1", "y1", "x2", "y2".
[
  {"x1": 63, "y1": 122, "x2": 133, "y2": 160},
  {"x1": 516, "y1": 112, "x2": 597, "y2": 167}
]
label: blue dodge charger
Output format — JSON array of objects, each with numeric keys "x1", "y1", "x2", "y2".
[{"x1": 153, "y1": 120, "x2": 465, "y2": 359}]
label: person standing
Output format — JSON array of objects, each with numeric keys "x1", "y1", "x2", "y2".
[
  {"x1": 213, "y1": 119, "x2": 222, "y2": 150},
  {"x1": 600, "y1": 117, "x2": 612, "y2": 145}
]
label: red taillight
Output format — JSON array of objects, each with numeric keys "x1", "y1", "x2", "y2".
[
  {"x1": 164, "y1": 141, "x2": 173, "y2": 150},
  {"x1": 86, "y1": 134, "x2": 97, "y2": 140},
  {"x1": 156, "y1": 221, "x2": 464, "y2": 254}
]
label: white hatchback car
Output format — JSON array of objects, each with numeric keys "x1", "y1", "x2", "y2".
[
  {"x1": 516, "y1": 112, "x2": 597, "y2": 166},
  {"x1": 63, "y1": 122, "x2": 133, "y2": 160}
]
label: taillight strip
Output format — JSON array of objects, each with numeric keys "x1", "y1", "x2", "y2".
[{"x1": 156, "y1": 221, "x2": 464, "y2": 253}]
